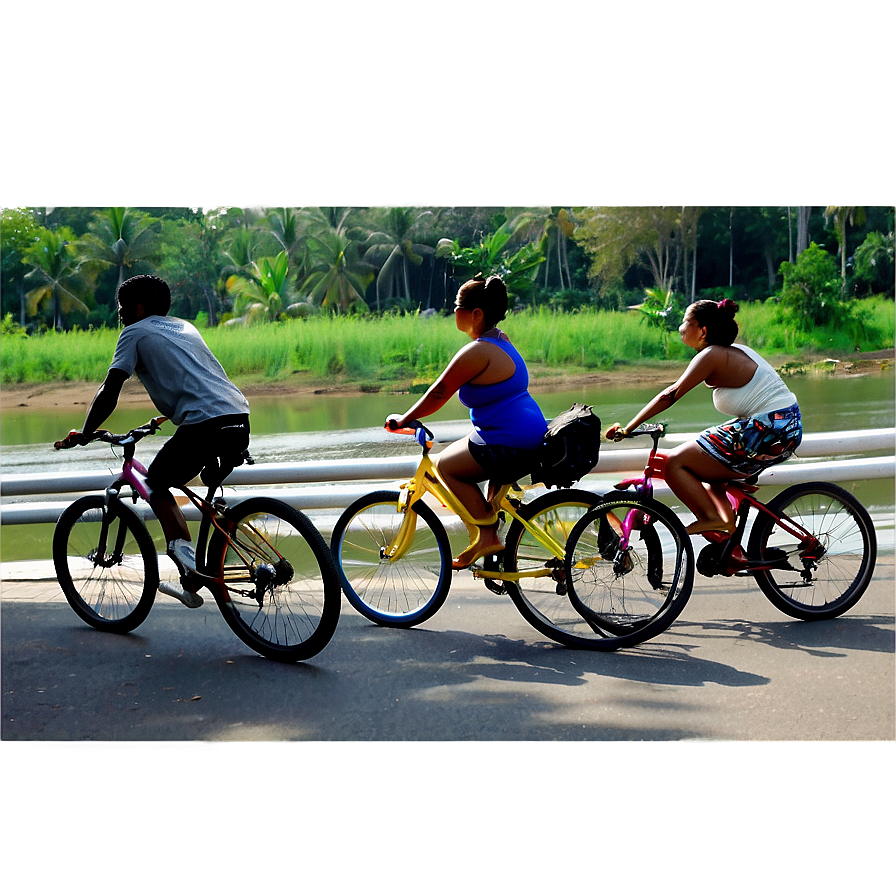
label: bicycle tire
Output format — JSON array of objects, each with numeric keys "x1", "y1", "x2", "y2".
[
  {"x1": 502, "y1": 487, "x2": 613, "y2": 647},
  {"x1": 330, "y1": 490, "x2": 451, "y2": 627},
  {"x1": 207, "y1": 497, "x2": 341, "y2": 662},
  {"x1": 747, "y1": 481, "x2": 877, "y2": 620},
  {"x1": 53, "y1": 495, "x2": 158, "y2": 633},
  {"x1": 561, "y1": 495, "x2": 694, "y2": 650}
]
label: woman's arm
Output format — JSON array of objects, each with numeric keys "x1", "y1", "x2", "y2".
[
  {"x1": 607, "y1": 348, "x2": 719, "y2": 438},
  {"x1": 387, "y1": 342, "x2": 491, "y2": 428}
]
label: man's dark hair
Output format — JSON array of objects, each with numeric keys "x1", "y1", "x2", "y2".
[{"x1": 117, "y1": 275, "x2": 171, "y2": 316}]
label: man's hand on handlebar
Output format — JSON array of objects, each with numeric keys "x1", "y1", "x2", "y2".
[{"x1": 54, "y1": 429, "x2": 104, "y2": 450}]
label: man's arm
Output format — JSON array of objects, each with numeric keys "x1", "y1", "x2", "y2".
[{"x1": 81, "y1": 368, "x2": 129, "y2": 434}]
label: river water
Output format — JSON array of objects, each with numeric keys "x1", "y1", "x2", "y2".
[{"x1": 2, "y1": 369, "x2": 894, "y2": 561}]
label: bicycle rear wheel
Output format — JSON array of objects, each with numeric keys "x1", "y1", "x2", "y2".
[
  {"x1": 560, "y1": 495, "x2": 694, "y2": 650},
  {"x1": 747, "y1": 482, "x2": 876, "y2": 620},
  {"x1": 53, "y1": 495, "x2": 158, "y2": 633},
  {"x1": 502, "y1": 488, "x2": 608, "y2": 647},
  {"x1": 330, "y1": 490, "x2": 452, "y2": 627},
  {"x1": 207, "y1": 497, "x2": 341, "y2": 662}
]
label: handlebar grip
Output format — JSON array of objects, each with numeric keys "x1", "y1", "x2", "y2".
[
  {"x1": 54, "y1": 430, "x2": 84, "y2": 450},
  {"x1": 386, "y1": 418, "x2": 421, "y2": 435}
]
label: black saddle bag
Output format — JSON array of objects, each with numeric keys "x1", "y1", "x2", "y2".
[{"x1": 531, "y1": 403, "x2": 601, "y2": 489}]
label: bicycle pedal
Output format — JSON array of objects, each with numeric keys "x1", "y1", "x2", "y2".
[{"x1": 481, "y1": 555, "x2": 507, "y2": 594}]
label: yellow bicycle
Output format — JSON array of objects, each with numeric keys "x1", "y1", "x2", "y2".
[{"x1": 329, "y1": 421, "x2": 691, "y2": 650}]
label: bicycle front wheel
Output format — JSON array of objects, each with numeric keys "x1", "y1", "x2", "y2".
[
  {"x1": 562, "y1": 495, "x2": 694, "y2": 650},
  {"x1": 208, "y1": 497, "x2": 341, "y2": 662},
  {"x1": 330, "y1": 490, "x2": 451, "y2": 627},
  {"x1": 747, "y1": 482, "x2": 876, "y2": 620},
  {"x1": 53, "y1": 495, "x2": 158, "y2": 633},
  {"x1": 502, "y1": 488, "x2": 607, "y2": 647}
]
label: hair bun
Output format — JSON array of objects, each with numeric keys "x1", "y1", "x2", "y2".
[{"x1": 718, "y1": 298, "x2": 739, "y2": 316}]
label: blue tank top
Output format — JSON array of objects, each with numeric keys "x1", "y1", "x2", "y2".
[{"x1": 458, "y1": 335, "x2": 547, "y2": 450}]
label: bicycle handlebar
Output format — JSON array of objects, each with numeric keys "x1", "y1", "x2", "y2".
[
  {"x1": 608, "y1": 422, "x2": 666, "y2": 443},
  {"x1": 385, "y1": 419, "x2": 434, "y2": 449},
  {"x1": 54, "y1": 416, "x2": 168, "y2": 450}
]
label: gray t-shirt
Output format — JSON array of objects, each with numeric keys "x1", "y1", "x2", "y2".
[{"x1": 110, "y1": 315, "x2": 249, "y2": 426}]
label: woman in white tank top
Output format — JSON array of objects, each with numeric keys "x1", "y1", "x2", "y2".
[{"x1": 606, "y1": 299, "x2": 802, "y2": 536}]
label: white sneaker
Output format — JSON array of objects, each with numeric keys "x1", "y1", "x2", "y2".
[
  {"x1": 158, "y1": 582, "x2": 204, "y2": 609},
  {"x1": 167, "y1": 538, "x2": 197, "y2": 575}
]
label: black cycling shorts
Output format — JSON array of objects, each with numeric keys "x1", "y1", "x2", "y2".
[
  {"x1": 147, "y1": 414, "x2": 250, "y2": 491},
  {"x1": 467, "y1": 439, "x2": 541, "y2": 485}
]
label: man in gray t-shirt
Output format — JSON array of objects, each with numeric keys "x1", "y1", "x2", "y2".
[{"x1": 62, "y1": 275, "x2": 250, "y2": 608}]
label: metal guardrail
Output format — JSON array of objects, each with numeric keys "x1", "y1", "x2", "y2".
[{"x1": 1, "y1": 428, "x2": 893, "y2": 526}]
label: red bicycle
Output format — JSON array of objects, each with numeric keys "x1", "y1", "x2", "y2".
[{"x1": 562, "y1": 424, "x2": 877, "y2": 642}]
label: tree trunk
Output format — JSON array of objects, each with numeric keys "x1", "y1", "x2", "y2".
[
  {"x1": 691, "y1": 243, "x2": 697, "y2": 301},
  {"x1": 840, "y1": 219, "x2": 848, "y2": 282},
  {"x1": 19, "y1": 281, "x2": 26, "y2": 327},
  {"x1": 765, "y1": 246, "x2": 777, "y2": 291},
  {"x1": 787, "y1": 206, "x2": 794, "y2": 263},
  {"x1": 556, "y1": 231, "x2": 565, "y2": 289},
  {"x1": 797, "y1": 206, "x2": 811, "y2": 256},
  {"x1": 729, "y1": 207, "x2": 734, "y2": 287},
  {"x1": 201, "y1": 284, "x2": 218, "y2": 326},
  {"x1": 561, "y1": 231, "x2": 572, "y2": 288}
]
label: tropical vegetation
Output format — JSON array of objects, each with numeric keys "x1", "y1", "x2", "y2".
[{"x1": 2, "y1": 205, "x2": 893, "y2": 386}]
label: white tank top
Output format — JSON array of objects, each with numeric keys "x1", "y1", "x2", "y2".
[{"x1": 708, "y1": 344, "x2": 798, "y2": 417}]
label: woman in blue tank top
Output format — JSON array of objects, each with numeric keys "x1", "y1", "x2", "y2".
[{"x1": 386, "y1": 276, "x2": 547, "y2": 569}]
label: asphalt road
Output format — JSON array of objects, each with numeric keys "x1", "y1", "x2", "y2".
[
  {"x1": 2, "y1": 556, "x2": 893, "y2": 741},
  {"x1": 0, "y1": 557, "x2": 896, "y2": 896}
]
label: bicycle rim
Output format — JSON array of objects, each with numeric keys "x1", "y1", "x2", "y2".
[
  {"x1": 562, "y1": 496, "x2": 694, "y2": 649},
  {"x1": 53, "y1": 496, "x2": 157, "y2": 633},
  {"x1": 748, "y1": 482, "x2": 877, "y2": 620},
  {"x1": 503, "y1": 488, "x2": 609, "y2": 647},
  {"x1": 209, "y1": 497, "x2": 341, "y2": 661},
  {"x1": 330, "y1": 490, "x2": 451, "y2": 627}
]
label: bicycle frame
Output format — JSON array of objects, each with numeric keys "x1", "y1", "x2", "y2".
[
  {"x1": 614, "y1": 426, "x2": 822, "y2": 575},
  {"x1": 385, "y1": 425, "x2": 572, "y2": 581},
  {"x1": 98, "y1": 430, "x2": 286, "y2": 595}
]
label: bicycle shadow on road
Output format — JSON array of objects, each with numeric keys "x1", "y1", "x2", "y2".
[
  {"x1": 370, "y1": 619, "x2": 771, "y2": 691},
  {"x1": 668, "y1": 613, "x2": 895, "y2": 658}
]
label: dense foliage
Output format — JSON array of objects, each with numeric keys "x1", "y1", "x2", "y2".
[
  {"x1": 2, "y1": 206, "x2": 893, "y2": 335},
  {"x1": 3, "y1": 299, "x2": 892, "y2": 388}
]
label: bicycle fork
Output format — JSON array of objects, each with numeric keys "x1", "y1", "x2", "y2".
[{"x1": 87, "y1": 487, "x2": 130, "y2": 569}]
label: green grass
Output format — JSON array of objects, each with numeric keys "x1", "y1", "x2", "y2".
[{"x1": 3, "y1": 299, "x2": 893, "y2": 389}]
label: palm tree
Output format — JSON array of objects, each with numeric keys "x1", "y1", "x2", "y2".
[
  {"x1": 79, "y1": 207, "x2": 160, "y2": 288},
  {"x1": 824, "y1": 206, "x2": 867, "y2": 284},
  {"x1": 262, "y1": 207, "x2": 311, "y2": 274},
  {"x1": 540, "y1": 207, "x2": 575, "y2": 290},
  {"x1": 300, "y1": 228, "x2": 374, "y2": 313},
  {"x1": 1, "y1": 207, "x2": 44, "y2": 326},
  {"x1": 441, "y1": 216, "x2": 545, "y2": 302},
  {"x1": 24, "y1": 228, "x2": 96, "y2": 329},
  {"x1": 220, "y1": 225, "x2": 266, "y2": 285},
  {"x1": 226, "y1": 251, "x2": 296, "y2": 322},
  {"x1": 362, "y1": 207, "x2": 434, "y2": 311}
]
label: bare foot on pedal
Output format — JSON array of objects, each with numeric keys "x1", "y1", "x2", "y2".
[{"x1": 452, "y1": 540, "x2": 504, "y2": 571}]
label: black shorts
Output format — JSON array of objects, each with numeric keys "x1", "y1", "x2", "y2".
[
  {"x1": 468, "y1": 440, "x2": 541, "y2": 485},
  {"x1": 147, "y1": 414, "x2": 250, "y2": 491}
]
